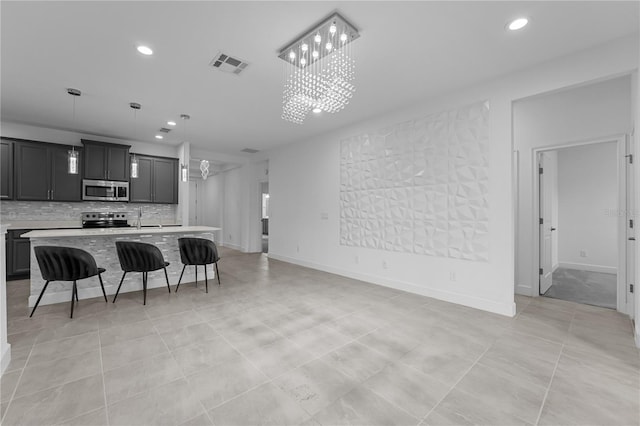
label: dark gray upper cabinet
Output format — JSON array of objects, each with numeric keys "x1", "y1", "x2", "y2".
[
  {"x1": 129, "y1": 154, "x2": 178, "y2": 204},
  {"x1": 51, "y1": 145, "x2": 83, "y2": 201},
  {"x1": 153, "y1": 158, "x2": 178, "y2": 204},
  {"x1": 15, "y1": 141, "x2": 50, "y2": 200},
  {"x1": 14, "y1": 139, "x2": 83, "y2": 201},
  {"x1": 129, "y1": 156, "x2": 154, "y2": 203},
  {"x1": 82, "y1": 140, "x2": 130, "y2": 181},
  {"x1": 1, "y1": 139, "x2": 14, "y2": 199}
]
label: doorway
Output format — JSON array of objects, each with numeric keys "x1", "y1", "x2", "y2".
[
  {"x1": 536, "y1": 136, "x2": 633, "y2": 314},
  {"x1": 261, "y1": 182, "x2": 269, "y2": 253}
]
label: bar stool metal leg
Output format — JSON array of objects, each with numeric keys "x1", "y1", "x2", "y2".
[
  {"x1": 143, "y1": 272, "x2": 148, "y2": 305},
  {"x1": 113, "y1": 272, "x2": 127, "y2": 303},
  {"x1": 215, "y1": 262, "x2": 221, "y2": 286},
  {"x1": 175, "y1": 265, "x2": 186, "y2": 293},
  {"x1": 163, "y1": 267, "x2": 171, "y2": 293},
  {"x1": 98, "y1": 274, "x2": 107, "y2": 302},
  {"x1": 70, "y1": 280, "x2": 78, "y2": 318},
  {"x1": 204, "y1": 265, "x2": 208, "y2": 293},
  {"x1": 195, "y1": 266, "x2": 198, "y2": 287},
  {"x1": 30, "y1": 280, "x2": 51, "y2": 318}
]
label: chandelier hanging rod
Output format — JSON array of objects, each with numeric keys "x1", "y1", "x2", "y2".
[{"x1": 277, "y1": 12, "x2": 360, "y2": 64}]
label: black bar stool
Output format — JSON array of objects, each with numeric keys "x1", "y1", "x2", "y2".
[
  {"x1": 32, "y1": 246, "x2": 107, "y2": 318},
  {"x1": 113, "y1": 241, "x2": 171, "y2": 305},
  {"x1": 175, "y1": 238, "x2": 221, "y2": 293}
]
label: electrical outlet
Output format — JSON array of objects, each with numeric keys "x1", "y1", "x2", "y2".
[
  {"x1": 450, "y1": 271, "x2": 456, "y2": 281},
  {"x1": 228, "y1": 234, "x2": 232, "y2": 241},
  {"x1": 355, "y1": 255, "x2": 359, "y2": 264},
  {"x1": 296, "y1": 244, "x2": 300, "y2": 253},
  {"x1": 320, "y1": 212, "x2": 329, "y2": 220},
  {"x1": 382, "y1": 260, "x2": 388, "y2": 269},
  {"x1": 580, "y1": 250, "x2": 587, "y2": 258}
]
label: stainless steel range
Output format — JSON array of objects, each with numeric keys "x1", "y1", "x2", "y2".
[{"x1": 81, "y1": 212, "x2": 130, "y2": 228}]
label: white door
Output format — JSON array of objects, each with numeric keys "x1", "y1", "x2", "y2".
[
  {"x1": 539, "y1": 152, "x2": 553, "y2": 295},
  {"x1": 626, "y1": 139, "x2": 635, "y2": 316}
]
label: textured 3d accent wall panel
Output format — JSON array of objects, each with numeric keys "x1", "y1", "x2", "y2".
[{"x1": 339, "y1": 101, "x2": 490, "y2": 261}]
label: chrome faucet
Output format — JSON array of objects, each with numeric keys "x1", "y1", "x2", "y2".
[{"x1": 136, "y1": 207, "x2": 142, "y2": 229}]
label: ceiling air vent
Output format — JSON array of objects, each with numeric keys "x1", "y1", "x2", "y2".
[
  {"x1": 210, "y1": 52, "x2": 249, "y2": 75},
  {"x1": 159, "y1": 127, "x2": 171, "y2": 133},
  {"x1": 241, "y1": 148, "x2": 259, "y2": 154}
]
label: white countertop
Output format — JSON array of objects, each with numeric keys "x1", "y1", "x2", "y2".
[
  {"x1": 23, "y1": 226, "x2": 221, "y2": 239},
  {"x1": 5, "y1": 220, "x2": 82, "y2": 230},
  {"x1": 4, "y1": 220, "x2": 182, "y2": 230}
]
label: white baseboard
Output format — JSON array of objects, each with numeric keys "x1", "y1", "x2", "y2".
[
  {"x1": 558, "y1": 262, "x2": 617, "y2": 274},
  {"x1": 1, "y1": 343, "x2": 11, "y2": 375},
  {"x1": 28, "y1": 272, "x2": 199, "y2": 307},
  {"x1": 515, "y1": 284, "x2": 534, "y2": 297},
  {"x1": 268, "y1": 253, "x2": 516, "y2": 317},
  {"x1": 221, "y1": 242, "x2": 243, "y2": 251}
]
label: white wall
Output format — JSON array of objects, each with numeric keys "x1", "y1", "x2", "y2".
[
  {"x1": 267, "y1": 34, "x2": 638, "y2": 317},
  {"x1": 556, "y1": 143, "x2": 618, "y2": 272},
  {"x1": 201, "y1": 175, "x2": 224, "y2": 228},
  {"x1": 514, "y1": 75, "x2": 633, "y2": 295},
  {"x1": 632, "y1": 70, "x2": 640, "y2": 344},
  {"x1": 222, "y1": 167, "x2": 244, "y2": 250}
]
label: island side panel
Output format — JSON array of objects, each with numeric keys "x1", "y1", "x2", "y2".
[{"x1": 28, "y1": 231, "x2": 214, "y2": 307}]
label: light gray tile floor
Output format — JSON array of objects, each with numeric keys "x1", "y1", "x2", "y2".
[{"x1": 2, "y1": 247, "x2": 638, "y2": 425}]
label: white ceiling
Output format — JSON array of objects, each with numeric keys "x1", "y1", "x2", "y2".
[{"x1": 1, "y1": 1, "x2": 638, "y2": 155}]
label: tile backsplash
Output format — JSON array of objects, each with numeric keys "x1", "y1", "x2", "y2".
[{"x1": 0, "y1": 201, "x2": 177, "y2": 223}]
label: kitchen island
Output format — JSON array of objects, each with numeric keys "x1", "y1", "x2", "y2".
[{"x1": 22, "y1": 226, "x2": 221, "y2": 307}]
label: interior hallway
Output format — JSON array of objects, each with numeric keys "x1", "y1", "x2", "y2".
[
  {"x1": 1, "y1": 247, "x2": 638, "y2": 425},
  {"x1": 544, "y1": 267, "x2": 617, "y2": 309}
]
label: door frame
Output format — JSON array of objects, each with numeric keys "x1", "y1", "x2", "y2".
[
  {"x1": 531, "y1": 134, "x2": 630, "y2": 314},
  {"x1": 538, "y1": 152, "x2": 555, "y2": 296}
]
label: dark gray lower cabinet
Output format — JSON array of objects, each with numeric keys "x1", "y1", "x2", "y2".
[
  {"x1": 130, "y1": 154, "x2": 178, "y2": 204},
  {"x1": 1, "y1": 139, "x2": 14, "y2": 199},
  {"x1": 6, "y1": 230, "x2": 30, "y2": 280}
]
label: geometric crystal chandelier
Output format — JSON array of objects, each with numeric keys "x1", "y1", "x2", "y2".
[{"x1": 279, "y1": 12, "x2": 359, "y2": 124}]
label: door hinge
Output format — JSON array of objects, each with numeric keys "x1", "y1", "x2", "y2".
[
  {"x1": 539, "y1": 268, "x2": 543, "y2": 275},
  {"x1": 630, "y1": 219, "x2": 634, "y2": 229},
  {"x1": 539, "y1": 218, "x2": 544, "y2": 225},
  {"x1": 539, "y1": 167, "x2": 543, "y2": 174},
  {"x1": 630, "y1": 284, "x2": 634, "y2": 293},
  {"x1": 626, "y1": 154, "x2": 633, "y2": 164}
]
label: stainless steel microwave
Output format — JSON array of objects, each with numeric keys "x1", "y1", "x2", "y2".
[{"x1": 82, "y1": 179, "x2": 129, "y2": 202}]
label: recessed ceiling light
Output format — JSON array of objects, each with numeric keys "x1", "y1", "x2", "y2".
[
  {"x1": 137, "y1": 45, "x2": 153, "y2": 55},
  {"x1": 312, "y1": 108, "x2": 322, "y2": 113},
  {"x1": 508, "y1": 17, "x2": 529, "y2": 31},
  {"x1": 167, "y1": 121, "x2": 176, "y2": 126},
  {"x1": 155, "y1": 135, "x2": 163, "y2": 139}
]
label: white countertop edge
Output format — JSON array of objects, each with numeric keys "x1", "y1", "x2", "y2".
[{"x1": 23, "y1": 226, "x2": 222, "y2": 239}]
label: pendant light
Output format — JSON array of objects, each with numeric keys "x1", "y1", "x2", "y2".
[
  {"x1": 180, "y1": 114, "x2": 190, "y2": 182},
  {"x1": 66, "y1": 88, "x2": 81, "y2": 174},
  {"x1": 130, "y1": 102, "x2": 141, "y2": 179}
]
